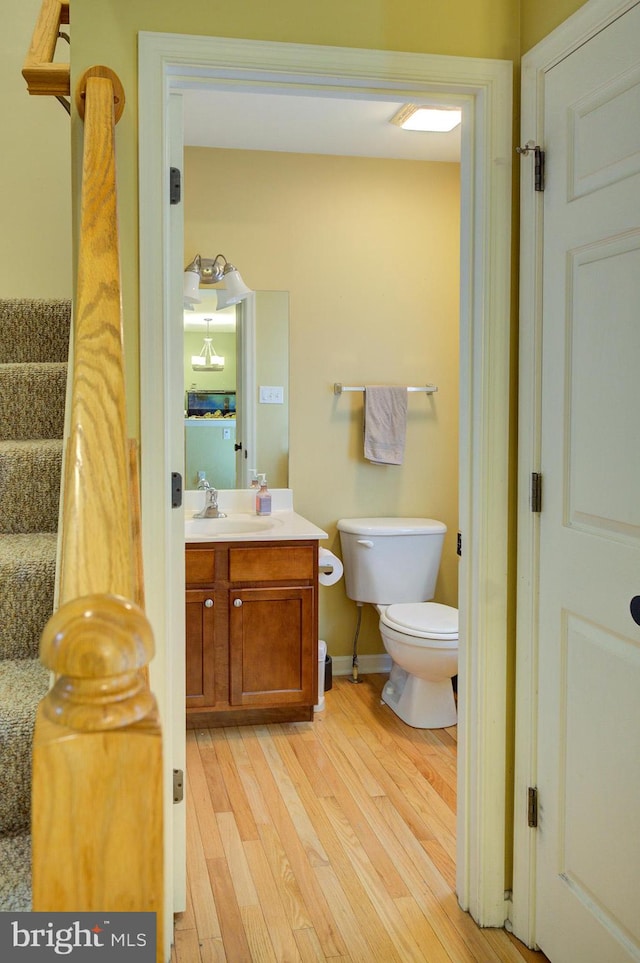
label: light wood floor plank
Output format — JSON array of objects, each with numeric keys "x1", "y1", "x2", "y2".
[
  {"x1": 206, "y1": 856, "x2": 253, "y2": 960},
  {"x1": 185, "y1": 783, "x2": 224, "y2": 942},
  {"x1": 216, "y1": 810, "x2": 260, "y2": 908},
  {"x1": 243, "y1": 837, "x2": 303, "y2": 963},
  {"x1": 213, "y1": 730, "x2": 260, "y2": 841},
  {"x1": 256, "y1": 726, "x2": 331, "y2": 869},
  {"x1": 394, "y1": 894, "x2": 457, "y2": 963},
  {"x1": 173, "y1": 926, "x2": 203, "y2": 963},
  {"x1": 292, "y1": 926, "x2": 329, "y2": 962},
  {"x1": 285, "y1": 724, "x2": 410, "y2": 900},
  {"x1": 178, "y1": 674, "x2": 548, "y2": 963},
  {"x1": 257, "y1": 822, "x2": 315, "y2": 932},
  {"x1": 198, "y1": 937, "x2": 227, "y2": 962},
  {"x1": 239, "y1": 727, "x2": 348, "y2": 958},
  {"x1": 266, "y1": 726, "x2": 407, "y2": 961},
  {"x1": 224, "y1": 726, "x2": 273, "y2": 826},
  {"x1": 186, "y1": 732, "x2": 226, "y2": 860},
  {"x1": 240, "y1": 904, "x2": 279, "y2": 963}
]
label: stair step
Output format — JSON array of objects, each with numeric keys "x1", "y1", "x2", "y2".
[
  {"x1": 0, "y1": 534, "x2": 56, "y2": 661},
  {"x1": 0, "y1": 833, "x2": 31, "y2": 911},
  {"x1": 0, "y1": 362, "x2": 67, "y2": 441},
  {"x1": 0, "y1": 659, "x2": 49, "y2": 837},
  {"x1": 0, "y1": 299, "x2": 70, "y2": 364},
  {"x1": 0, "y1": 439, "x2": 62, "y2": 533}
]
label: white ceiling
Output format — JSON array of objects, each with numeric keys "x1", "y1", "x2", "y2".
[{"x1": 182, "y1": 89, "x2": 462, "y2": 163}]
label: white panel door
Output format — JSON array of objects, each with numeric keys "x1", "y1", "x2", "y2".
[{"x1": 536, "y1": 4, "x2": 640, "y2": 961}]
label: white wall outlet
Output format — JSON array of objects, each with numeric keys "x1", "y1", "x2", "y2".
[{"x1": 259, "y1": 385, "x2": 284, "y2": 404}]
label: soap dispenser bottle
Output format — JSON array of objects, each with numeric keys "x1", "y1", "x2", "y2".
[
  {"x1": 249, "y1": 469, "x2": 260, "y2": 490},
  {"x1": 255, "y1": 474, "x2": 272, "y2": 516}
]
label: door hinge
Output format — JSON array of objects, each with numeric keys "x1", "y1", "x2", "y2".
[
  {"x1": 528, "y1": 786, "x2": 538, "y2": 828},
  {"x1": 171, "y1": 471, "x2": 183, "y2": 508},
  {"x1": 173, "y1": 769, "x2": 184, "y2": 803},
  {"x1": 457, "y1": 531, "x2": 462, "y2": 557},
  {"x1": 169, "y1": 166, "x2": 181, "y2": 204},
  {"x1": 530, "y1": 472, "x2": 542, "y2": 513},
  {"x1": 516, "y1": 142, "x2": 545, "y2": 192}
]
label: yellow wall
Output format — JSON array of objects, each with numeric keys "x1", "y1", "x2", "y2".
[
  {"x1": 521, "y1": 0, "x2": 588, "y2": 52},
  {"x1": 185, "y1": 147, "x2": 460, "y2": 655},
  {"x1": 1, "y1": 0, "x2": 72, "y2": 297},
  {"x1": 5, "y1": 1, "x2": 595, "y2": 655},
  {"x1": 68, "y1": 0, "x2": 520, "y2": 439}
]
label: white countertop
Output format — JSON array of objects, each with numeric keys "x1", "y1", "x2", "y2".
[{"x1": 184, "y1": 489, "x2": 328, "y2": 543}]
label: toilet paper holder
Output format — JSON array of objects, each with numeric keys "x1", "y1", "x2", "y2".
[{"x1": 318, "y1": 547, "x2": 343, "y2": 586}]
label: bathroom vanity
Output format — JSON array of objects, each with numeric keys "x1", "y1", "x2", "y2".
[{"x1": 184, "y1": 490, "x2": 327, "y2": 728}]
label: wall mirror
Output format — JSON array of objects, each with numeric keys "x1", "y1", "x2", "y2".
[{"x1": 184, "y1": 289, "x2": 289, "y2": 491}]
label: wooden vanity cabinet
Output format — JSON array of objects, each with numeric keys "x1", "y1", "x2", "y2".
[{"x1": 185, "y1": 540, "x2": 319, "y2": 727}]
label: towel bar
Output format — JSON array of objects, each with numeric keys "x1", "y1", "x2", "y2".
[{"x1": 333, "y1": 383, "x2": 438, "y2": 395}]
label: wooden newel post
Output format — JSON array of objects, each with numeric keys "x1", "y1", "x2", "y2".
[{"x1": 32, "y1": 594, "x2": 164, "y2": 958}]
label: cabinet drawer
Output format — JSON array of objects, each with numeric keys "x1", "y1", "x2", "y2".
[
  {"x1": 229, "y1": 544, "x2": 315, "y2": 582},
  {"x1": 186, "y1": 548, "x2": 216, "y2": 585}
]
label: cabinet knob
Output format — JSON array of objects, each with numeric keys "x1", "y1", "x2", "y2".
[
  {"x1": 204, "y1": 598, "x2": 213, "y2": 608},
  {"x1": 233, "y1": 598, "x2": 243, "y2": 607}
]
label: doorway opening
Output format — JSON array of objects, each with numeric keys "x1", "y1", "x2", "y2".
[{"x1": 138, "y1": 33, "x2": 513, "y2": 941}]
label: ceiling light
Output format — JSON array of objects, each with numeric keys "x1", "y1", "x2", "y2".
[
  {"x1": 191, "y1": 318, "x2": 225, "y2": 371},
  {"x1": 390, "y1": 105, "x2": 462, "y2": 132}
]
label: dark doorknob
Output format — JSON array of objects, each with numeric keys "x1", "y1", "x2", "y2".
[{"x1": 630, "y1": 596, "x2": 640, "y2": 626}]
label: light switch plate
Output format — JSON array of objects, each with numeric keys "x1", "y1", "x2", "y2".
[{"x1": 259, "y1": 385, "x2": 284, "y2": 404}]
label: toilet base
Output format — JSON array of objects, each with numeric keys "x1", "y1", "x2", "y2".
[{"x1": 381, "y1": 665, "x2": 457, "y2": 729}]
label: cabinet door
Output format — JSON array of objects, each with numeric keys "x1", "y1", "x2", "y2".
[
  {"x1": 185, "y1": 589, "x2": 216, "y2": 708},
  {"x1": 229, "y1": 586, "x2": 315, "y2": 707}
]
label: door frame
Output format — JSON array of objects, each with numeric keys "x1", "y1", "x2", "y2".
[
  {"x1": 512, "y1": 0, "x2": 639, "y2": 947},
  {"x1": 138, "y1": 33, "x2": 513, "y2": 930}
]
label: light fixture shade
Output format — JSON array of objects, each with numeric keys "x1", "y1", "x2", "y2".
[
  {"x1": 214, "y1": 287, "x2": 236, "y2": 311},
  {"x1": 192, "y1": 354, "x2": 225, "y2": 371},
  {"x1": 221, "y1": 265, "x2": 252, "y2": 304},
  {"x1": 183, "y1": 269, "x2": 202, "y2": 305}
]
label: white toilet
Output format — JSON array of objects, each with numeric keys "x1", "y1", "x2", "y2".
[{"x1": 337, "y1": 517, "x2": 458, "y2": 729}]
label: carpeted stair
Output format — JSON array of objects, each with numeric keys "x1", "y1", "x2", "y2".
[{"x1": 0, "y1": 299, "x2": 70, "y2": 910}]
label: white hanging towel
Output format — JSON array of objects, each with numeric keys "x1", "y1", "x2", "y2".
[{"x1": 363, "y1": 386, "x2": 408, "y2": 465}]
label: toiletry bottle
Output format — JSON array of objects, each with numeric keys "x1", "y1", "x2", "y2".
[
  {"x1": 249, "y1": 469, "x2": 260, "y2": 490},
  {"x1": 256, "y1": 474, "x2": 272, "y2": 516}
]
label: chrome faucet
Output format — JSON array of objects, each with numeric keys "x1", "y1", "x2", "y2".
[{"x1": 194, "y1": 480, "x2": 226, "y2": 518}]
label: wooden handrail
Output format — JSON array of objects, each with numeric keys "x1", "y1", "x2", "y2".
[
  {"x1": 31, "y1": 66, "x2": 164, "y2": 962},
  {"x1": 22, "y1": 0, "x2": 70, "y2": 97}
]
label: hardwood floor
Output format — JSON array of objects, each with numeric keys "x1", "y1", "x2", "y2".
[{"x1": 173, "y1": 674, "x2": 546, "y2": 962}]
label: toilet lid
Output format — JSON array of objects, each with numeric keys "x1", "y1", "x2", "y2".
[{"x1": 381, "y1": 602, "x2": 458, "y2": 640}]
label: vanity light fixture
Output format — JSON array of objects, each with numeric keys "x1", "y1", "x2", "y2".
[
  {"x1": 390, "y1": 105, "x2": 462, "y2": 132},
  {"x1": 191, "y1": 318, "x2": 225, "y2": 371},
  {"x1": 183, "y1": 252, "x2": 252, "y2": 307}
]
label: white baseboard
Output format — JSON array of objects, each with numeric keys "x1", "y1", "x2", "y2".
[{"x1": 328, "y1": 653, "x2": 391, "y2": 677}]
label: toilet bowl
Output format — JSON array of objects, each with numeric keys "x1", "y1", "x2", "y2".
[
  {"x1": 337, "y1": 517, "x2": 459, "y2": 730},
  {"x1": 377, "y1": 602, "x2": 458, "y2": 728}
]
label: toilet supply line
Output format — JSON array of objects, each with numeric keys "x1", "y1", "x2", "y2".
[{"x1": 349, "y1": 602, "x2": 364, "y2": 684}]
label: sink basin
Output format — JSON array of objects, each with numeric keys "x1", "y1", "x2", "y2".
[{"x1": 185, "y1": 514, "x2": 279, "y2": 540}]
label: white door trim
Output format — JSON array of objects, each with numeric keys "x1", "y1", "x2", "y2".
[
  {"x1": 513, "y1": 0, "x2": 639, "y2": 947},
  {"x1": 137, "y1": 33, "x2": 513, "y2": 938}
]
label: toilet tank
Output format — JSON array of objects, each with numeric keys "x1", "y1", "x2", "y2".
[{"x1": 337, "y1": 517, "x2": 447, "y2": 604}]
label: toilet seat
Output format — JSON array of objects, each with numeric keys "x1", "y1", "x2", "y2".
[{"x1": 380, "y1": 602, "x2": 458, "y2": 643}]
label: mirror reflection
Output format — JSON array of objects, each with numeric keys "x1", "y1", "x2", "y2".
[{"x1": 184, "y1": 291, "x2": 289, "y2": 490}]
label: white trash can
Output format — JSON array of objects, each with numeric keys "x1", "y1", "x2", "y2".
[{"x1": 315, "y1": 640, "x2": 327, "y2": 712}]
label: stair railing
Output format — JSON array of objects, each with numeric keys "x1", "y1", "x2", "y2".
[
  {"x1": 30, "y1": 65, "x2": 164, "y2": 961},
  {"x1": 22, "y1": 0, "x2": 70, "y2": 112}
]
